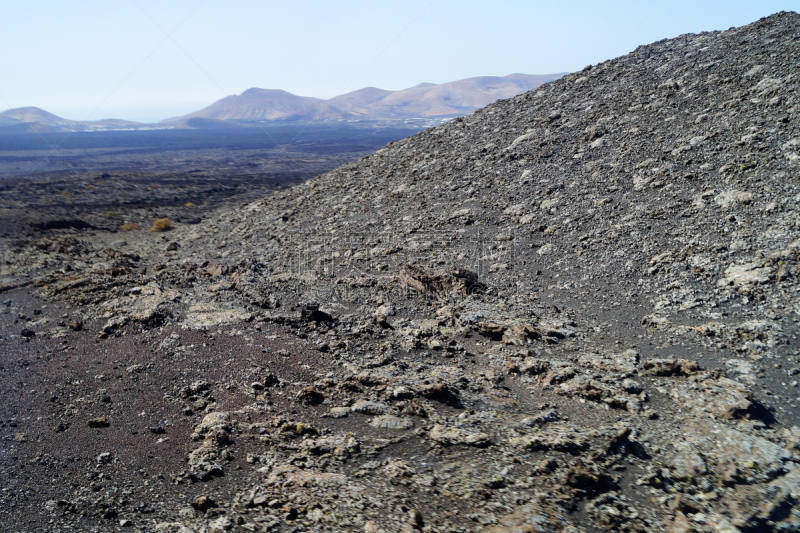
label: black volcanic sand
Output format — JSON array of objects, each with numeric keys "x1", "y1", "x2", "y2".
[{"x1": 0, "y1": 289, "x2": 330, "y2": 530}]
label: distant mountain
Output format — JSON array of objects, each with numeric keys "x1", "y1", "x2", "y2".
[
  {"x1": 359, "y1": 73, "x2": 564, "y2": 119},
  {"x1": 327, "y1": 87, "x2": 394, "y2": 114},
  {"x1": 0, "y1": 106, "x2": 144, "y2": 134},
  {"x1": 171, "y1": 89, "x2": 324, "y2": 122},
  {"x1": 0, "y1": 106, "x2": 74, "y2": 127},
  {"x1": 164, "y1": 73, "x2": 566, "y2": 125}
]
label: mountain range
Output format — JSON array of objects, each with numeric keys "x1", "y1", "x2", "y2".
[
  {"x1": 0, "y1": 73, "x2": 565, "y2": 133},
  {"x1": 163, "y1": 73, "x2": 565, "y2": 125}
]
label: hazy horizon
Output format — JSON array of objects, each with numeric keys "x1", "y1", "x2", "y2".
[
  {"x1": 0, "y1": 73, "x2": 567, "y2": 125},
  {"x1": 0, "y1": 1, "x2": 796, "y2": 123}
]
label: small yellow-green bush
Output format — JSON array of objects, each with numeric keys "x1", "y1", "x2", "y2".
[{"x1": 150, "y1": 218, "x2": 172, "y2": 232}]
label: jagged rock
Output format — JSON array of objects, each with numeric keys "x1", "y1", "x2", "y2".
[
  {"x1": 295, "y1": 386, "x2": 325, "y2": 406},
  {"x1": 643, "y1": 358, "x2": 700, "y2": 377},
  {"x1": 579, "y1": 349, "x2": 640, "y2": 374},
  {"x1": 187, "y1": 446, "x2": 224, "y2": 481},
  {"x1": 398, "y1": 264, "x2": 484, "y2": 297},
  {"x1": 508, "y1": 424, "x2": 588, "y2": 452},
  {"x1": 417, "y1": 382, "x2": 460, "y2": 405},
  {"x1": 350, "y1": 400, "x2": 389, "y2": 415},
  {"x1": 191, "y1": 495, "x2": 216, "y2": 511},
  {"x1": 369, "y1": 415, "x2": 414, "y2": 430},
  {"x1": 429, "y1": 425, "x2": 491, "y2": 447},
  {"x1": 300, "y1": 434, "x2": 361, "y2": 456},
  {"x1": 86, "y1": 417, "x2": 110, "y2": 428},
  {"x1": 667, "y1": 377, "x2": 759, "y2": 420}
]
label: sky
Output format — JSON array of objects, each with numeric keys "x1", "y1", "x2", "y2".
[{"x1": 0, "y1": 1, "x2": 798, "y2": 123}]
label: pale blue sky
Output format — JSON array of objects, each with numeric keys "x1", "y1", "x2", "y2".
[{"x1": 0, "y1": 1, "x2": 797, "y2": 122}]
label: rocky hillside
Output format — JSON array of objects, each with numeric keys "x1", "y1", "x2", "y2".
[{"x1": 2, "y1": 12, "x2": 800, "y2": 533}]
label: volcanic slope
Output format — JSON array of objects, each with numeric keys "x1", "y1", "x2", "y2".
[{"x1": 3, "y1": 11, "x2": 800, "y2": 533}]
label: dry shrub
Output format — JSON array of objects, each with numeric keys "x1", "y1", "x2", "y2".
[
  {"x1": 106, "y1": 211, "x2": 119, "y2": 218},
  {"x1": 121, "y1": 222, "x2": 140, "y2": 231},
  {"x1": 150, "y1": 218, "x2": 172, "y2": 232},
  {"x1": 184, "y1": 202, "x2": 196, "y2": 207}
]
